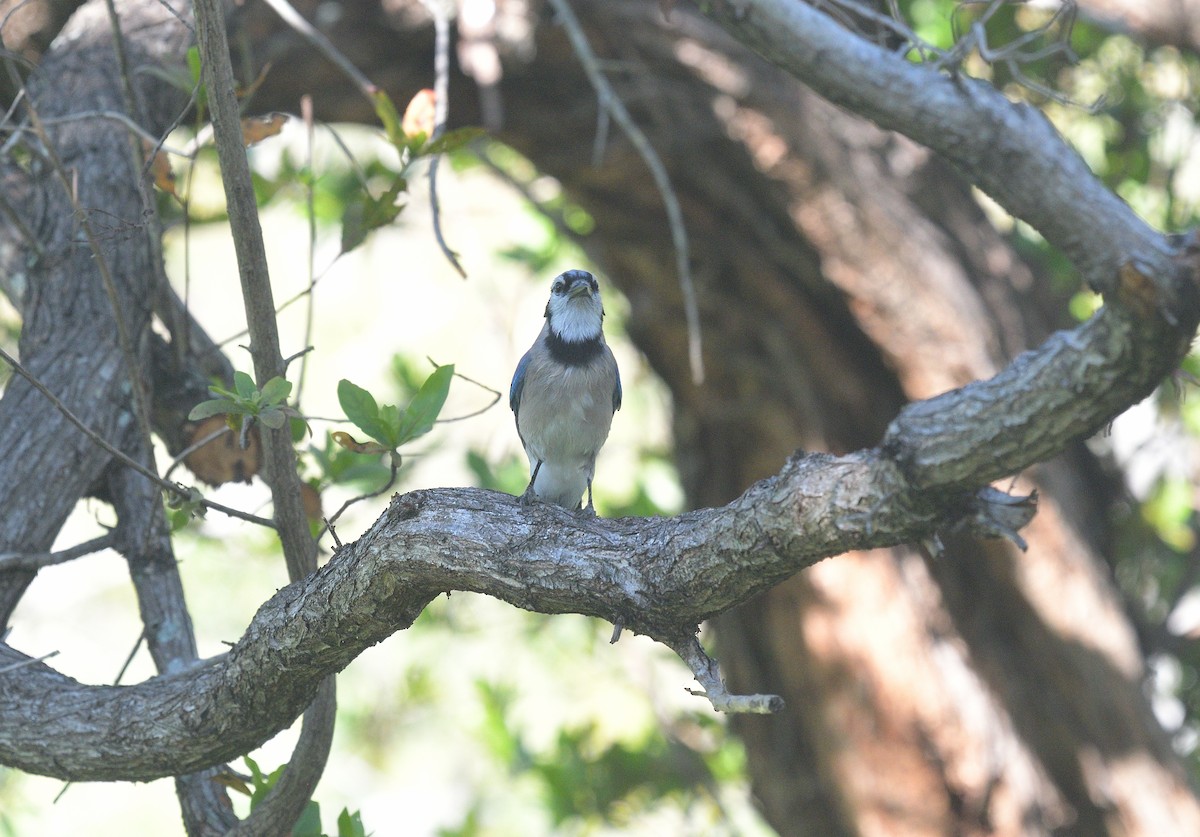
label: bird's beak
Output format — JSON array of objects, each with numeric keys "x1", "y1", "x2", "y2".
[{"x1": 567, "y1": 282, "x2": 592, "y2": 299}]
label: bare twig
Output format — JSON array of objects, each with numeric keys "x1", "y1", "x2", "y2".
[
  {"x1": 0, "y1": 533, "x2": 118, "y2": 573},
  {"x1": 0, "y1": 649, "x2": 59, "y2": 674},
  {"x1": 665, "y1": 633, "x2": 784, "y2": 714},
  {"x1": 162, "y1": 424, "x2": 231, "y2": 481},
  {"x1": 427, "y1": 357, "x2": 501, "y2": 422},
  {"x1": 113, "y1": 632, "x2": 146, "y2": 685},
  {"x1": 319, "y1": 460, "x2": 399, "y2": 540},
  {"x1": 296, "y1": 95, "x2": 318, "y2": 404},
  {"x1": 547, "y1": 0, "x2": 703, "y2": 384},
  {"x1": 425, "y1": 0, "x2": 468, "y2": 279},
  {"x1": 258, "y1": 0, "x2": 375, "y2": 101},
  {"x1": 0, "y1": 110, "x2": 189, "y2": 156}
]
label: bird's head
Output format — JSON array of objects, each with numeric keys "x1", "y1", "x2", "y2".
[{"x1": 544, "y1": 269, "x2": 605, "y2": 343}]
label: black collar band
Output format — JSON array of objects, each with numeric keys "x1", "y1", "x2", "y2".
[{"x1": 546, "y1": 330, "x2": 603, "y2": 366}]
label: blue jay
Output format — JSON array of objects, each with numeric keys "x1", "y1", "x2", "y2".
[{"x1": 510, "y1": 269, "x2": 622, "y2": 513}]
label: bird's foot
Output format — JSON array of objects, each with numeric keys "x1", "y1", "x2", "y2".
[{"x1": 518, "y1": 486, "x2": 539, "y2": 506}]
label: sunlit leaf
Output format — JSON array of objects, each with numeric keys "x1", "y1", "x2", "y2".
[
  {"x1": 396, "y1": 364, "x2": 454, "y2": 444},
  {"x1": 142, "y1": 139, "x2": 177, "y2": 195},
  {"x1": 188, "y1": 398, "x2": 234, "y2": 421},
  {"x1": 241, "y1": 112, "x2": 288, "y2": 146},
  {"x1": 233, "y1": 370, "x2": 257, "y2": 400},
  {"x1": 331, "y1": 430, "x2": 391, "y2": 456},
  {"x1": 373, "y1": 88, "x2": 404, "y2": 147},
  {"x1": 402, "y1": 88, "x2": 436, "y2": 139},
  {"x1": 423, "y1": 126, "x2": 485, "y2": 157},
  {"x1": 259, "y1": 375, "x2": 292, "y2": 406}
]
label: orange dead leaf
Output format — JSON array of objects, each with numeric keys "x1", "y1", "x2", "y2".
[
  {"x1": 332, "y1": 431, "x2": 390, "y2": 455},
  {"x1": 183, "y1": 416, "x2": 261, "y2": 486},
  {"x1": 211, "y1": 769, "x2": 252, "y2": 796},
  {"x1": 241, "y1": 112, "x2": 288, "y2": 147},
  {"x1": 1116, "y1": 260, "x2": 1158, "y2": 321},
  {"x1": 402, "y1": 89, "x2": 436, "y2": 140},
  {"x1": 142, "y1": 139, "x2": 176, "y2": 195},
  {"x1": 300, "y1": 482, "x2": 323, "y2": 522}
]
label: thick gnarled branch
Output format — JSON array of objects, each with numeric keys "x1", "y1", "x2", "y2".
[
  {"x1": 694, "y1": 0, "x2": 1177, "y2": 298},
  {"x1": 3, "y1": 263, "x2": 1197, "y2": 780}
]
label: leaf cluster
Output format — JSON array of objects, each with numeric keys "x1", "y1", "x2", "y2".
[
  {"x1": 334, "y1": 364, "x2": 454, "y2": 460},
  {"x1": 188, "y1": 370, "x2": 302, "y2": 433}
]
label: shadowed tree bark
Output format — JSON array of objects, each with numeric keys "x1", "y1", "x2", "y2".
[{"x1": 3, "y1": 0, "x2": 1200, "y2": 835}]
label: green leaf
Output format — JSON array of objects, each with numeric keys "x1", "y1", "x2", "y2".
[
  {"x1": 207, "y1": 383, "x2": 237, "y2": 400},
  {"x1": 188, "y1": 399, "x2": 235, "y2": 421},
  {"x1": 290, "y1": 415, "x2": 310, "y2": 443},
  {"x1": 337, "y1": 808, "x2": 367, "y2": 837},
  {"x1": 186, "y1": 45, "x2": 202, "y2": 86},
  {"x1": 340, "y1": 178, "x2": 406, "y2": 254},
  {"x1": 186, "y1": 45, "x2": 207, "y2": 116},
  {"x1": 292, "y1": 801, "x2": 323, "y2": 837},
  {"x1": 373, "y1": 89, "x2": 404, "y2": 147},
  {"x1": 396, "y1": 364, "x2": 454, "y2": 445},
  {"x1": 233, "y1": 370, "x2": 257, "y2": 400},
  {"x1": 422, "y1": 126, "x2": 485, "y2": 157},
  {"x1": 258, "y1": 407, "x2": 286, "y2": 429},
  {"x1": 259, "y1": 376, "x2": 292, "y2": 406},
  {"x1": 338, "y1": 379, "x2": 392, "y2": 447},
  {"x1": 378, "y1": 403, "x2": 401, "y2": 446}
]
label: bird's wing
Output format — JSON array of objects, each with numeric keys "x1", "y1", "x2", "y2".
[
  {"x1": 612, "y1": 355, "x2": 623, "y2": 413},
  {"x1": 510, "y1": 349, "x2": 534, "y2": 417}
]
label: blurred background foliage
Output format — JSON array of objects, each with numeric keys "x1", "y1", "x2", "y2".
[{"x1": 4, "y1": 0, "x2": 1200, "y2": 833}]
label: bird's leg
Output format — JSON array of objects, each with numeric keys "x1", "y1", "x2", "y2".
[
  {"x1": 519, "y1": 460, "x2": 543, "y2": 505},
  {"x1": 579, "y1": 479, "x2": 598, "y2": 517}
]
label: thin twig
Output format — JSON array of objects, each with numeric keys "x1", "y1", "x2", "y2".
[
  {"x1": 0, "y1": 111, "x2": 189, "y2": 156},
  {"x1": 258, "y1": 0, "x2": 375, "y2": 100},
  {"x1": 113, "y1": 631, "x2": 146, "y2": 685},
  {"x1": 318, "y1": 461, "x2": 399, "y2": 541},
  {"x1": 665, "y1": 633, "x2": 784, "y2": 714},
  {"x1": 547, "y1": 0, "x2": 703, "y2": 383},
  {"x1": 163, "y1": 424, "x2": 231, "y2": 481},
  {"x1": 0, "y1": 648, "x2": 59, "y2": 674},
  {"x1": 0, "y1": 347, "x2": 275, "y2": 529},
  {"x1": 425, "y1": 0, "x2": 468, "y2": 279},
  {"x1": 0, "y1": 533, "x2": 118, "y2": 573},
  {"x1": 296, "y1": 95, "x2": 318, "y2": 404},
  {"x1": 473, "y1": 138, "x2": 579, "y2": 244},
  {"x1": 426, "y1": 356, "x2": 501, "y2": 422}
]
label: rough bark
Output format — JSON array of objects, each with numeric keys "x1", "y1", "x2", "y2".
[{"x1": 0, "y1": 0, "x2": 238, "y2": 832}]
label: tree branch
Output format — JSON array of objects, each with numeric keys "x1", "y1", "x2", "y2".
[
  {"x1": 4, "y1": 253, "x2": 1197, "y2": 777},
  {"x1": 193, "y1": 0, "x2": 333, "y2": 828},
  {"x1": 693, "y1": 0, "x2": 1178, "y2": 300}
]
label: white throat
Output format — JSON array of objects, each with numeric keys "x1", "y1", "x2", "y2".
[{"x1": 548, "y1": 297, "x2": 603, "y2": 343}]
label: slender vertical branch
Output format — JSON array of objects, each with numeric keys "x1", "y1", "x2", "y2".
[
  {"x1": 424, "y1": 0, "x2": 467, "y2": 278},
  {"x1": 548, "y1": 0, "x2": 703, "y2": 383},
  {"x1": 191, "y1": 0, "x2": 335, "y2": 831}
]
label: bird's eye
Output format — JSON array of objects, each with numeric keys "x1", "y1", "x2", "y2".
[{"x1": 552, "y1": 281, "x2": 565, "y2": 293}]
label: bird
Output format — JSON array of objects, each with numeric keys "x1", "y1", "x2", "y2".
[{"x1": 510, "y1": 269, "x2": 622, "y2": 514}]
